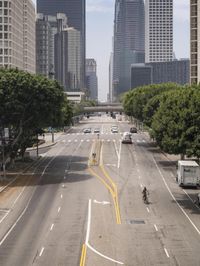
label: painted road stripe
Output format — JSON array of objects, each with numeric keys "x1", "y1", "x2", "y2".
[
  {"x1": 58, "y1": 207, "x2": 61, "y2": 213},
  {"x1": 154, "y1": 224, "x2": 158, "y2": 232},
  {"x1": 146, "y1": 207, "x2": 150, "y2": 213},
  {"x1": 61, "y1": 194, "x2": 63, "y2": 199},
  {"x1": 164, "y1": 248, "x2": 170, "y2": 258},
  {"x1": 39, "y1": 247, "x2": 45, "y2": 257},
  {"x1": 50, "y1": 224, "x2": 54, "y2": 231}
]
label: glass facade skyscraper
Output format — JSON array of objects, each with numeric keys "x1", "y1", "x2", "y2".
[
  {"x1": 113, "y1": 0, "x2": 145, "y2": 99},
  {"x1": 37, "y1": 0, "x2": 85, "y2": 88}
]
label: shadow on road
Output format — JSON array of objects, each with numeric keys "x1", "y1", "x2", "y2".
[
  {"x1": 1, "y1": 154, "x2": 92, "y2": 188},
  {"x1": 171, "y1": 191, "x2": 200, "y2": 215}
]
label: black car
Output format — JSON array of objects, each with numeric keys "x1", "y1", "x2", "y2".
[{"x1": 130, "y1": 127, "x2": 137, "y2": 133}]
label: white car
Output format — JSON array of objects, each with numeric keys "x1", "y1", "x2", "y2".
[
  {"x1": 83, "y1": 128, "x2": 91, "y2": 133},
  {"x1": 122, "y1": 132, "x2": 132, "y2": 144},
  {"x1": 94, "y1": 128, "x2": 100, "y2": 133},
  {"x1": 111, "y1": 127, "x2": 118, "y2": 133}
]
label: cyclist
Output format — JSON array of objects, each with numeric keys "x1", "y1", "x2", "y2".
[{"x1": 142, "y1": 186, "x2": 149, "y2": 203}]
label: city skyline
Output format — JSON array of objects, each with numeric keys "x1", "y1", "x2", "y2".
[{"x1": 33, "y1": 0, "x2": 190, "y2": 101}]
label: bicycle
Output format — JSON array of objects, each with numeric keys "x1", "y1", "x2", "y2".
[{"x1": 142, "y1": 187, "x2": 149, "y2": 204}]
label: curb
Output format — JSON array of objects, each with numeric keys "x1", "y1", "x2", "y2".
[{"x1": 27, "y1": 141, "x2": 57, "y2": 151}]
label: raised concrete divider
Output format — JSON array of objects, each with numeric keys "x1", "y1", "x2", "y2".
[{"x1": 88, "y1": 140, "x2": 102, "y2": 166}]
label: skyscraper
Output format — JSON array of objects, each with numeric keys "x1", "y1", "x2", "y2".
[
  {"x1": 190, "y1": 0, "x2": 198, "y2": 84},
  {"x1": 0, "y1": 0, "x2": 35, "y2": 73},
  {"x1": 55, "y1": 25, "x2": 81, "y2": 91},
  {"x1": 113, "y1": 0, "x2": 145, "y2": 99},
  {"x1": 145, "y1": 0, "x2": 173, "y2": 63},
  {"x1": 37, "y1": 0, "x2": 85, "y2": 88},
  {"x1": 86, "y1": 59, "x2": 98, "y2": 101},
  {"x1": 36, "y1": 14, "x2": 52, "y2": 78}
]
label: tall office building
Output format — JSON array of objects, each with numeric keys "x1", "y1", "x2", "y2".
[
  {"x1": 86, "y1": 59, "x2": 98, "y2": 101},
  {"x1": 113, "y1": 0, "x2": 145, "y2": 99},
  {"x1": 130, "y1": 59, "x2": 190, "y2": 89},
  {"x1": 55, "y1": 22, "x2": 81, "y2": 91},
  {"x1": 109, "y1": 52, "x2": 114, "y2": 102},
  {"x1": 190, "y1": 0, "x2": 199, "y2": 84},
  {"x1": 0, "y1": 0, "x2": 35, "y2": 73},
  {"x1": 36, "y1": 14, "x2": 52, "y2": 77},
  {"x1": 145, "y1": 0, "x2": 173, "y2": 63},
  {"x1": 36, "y1": 13, "x2": 65, "y2": 79},
  {"x1": 37, "y1": 0, "x2": 85, "y2": 88}
]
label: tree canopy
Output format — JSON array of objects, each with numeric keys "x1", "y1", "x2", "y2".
[
  {"x1": 123, "y1": 82, "x2": 200, "y2": 158},
  {"x1": 0, "y1": 68, "x2": 72, "y2": 161}
]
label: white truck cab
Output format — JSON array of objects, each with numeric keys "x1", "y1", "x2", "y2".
[{"x1": 177, "y1": 160, "x2": 200, "y2": 187}]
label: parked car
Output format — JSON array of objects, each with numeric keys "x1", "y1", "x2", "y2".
[
  {"x1": 130, "y1": 127, "x2": 137, "y2": 133},
  {"x1": 83, "y1": 128, "x2": 92, "y2": 133},
  {"x1": 122, "y1": 132, "x2": 132, "y2": 144}
]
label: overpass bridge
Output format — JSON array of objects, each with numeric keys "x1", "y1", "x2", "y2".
[{"x1": 83, "y1": 104, "x2": 123, "y2": 113}]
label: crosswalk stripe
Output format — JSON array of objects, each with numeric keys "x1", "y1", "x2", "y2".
[{"x1": 63, "y1": 138, "x2": 146, "y2": 143}]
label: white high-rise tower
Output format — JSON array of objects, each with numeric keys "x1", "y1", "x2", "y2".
[
  {"x1": 145, "y1": 0, "x2": 173, "y2": 63},
  {"x1": 0, "y1": 0, "x2": 35, "y2": 73}
]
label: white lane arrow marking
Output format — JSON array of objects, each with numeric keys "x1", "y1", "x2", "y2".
[{"x1": 93, "y1": 200, "x2": 110, "y2": 205}]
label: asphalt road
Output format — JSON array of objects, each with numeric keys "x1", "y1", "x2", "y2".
[{"x1": 0, "y1": 114, "x2": 200, "y2": 266}]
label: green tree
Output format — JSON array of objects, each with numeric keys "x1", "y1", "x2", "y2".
[
  {"x1": 151, "y1": 87, "x2": 200, "y2": 158},
  {"x1": 123, "y1": 83, "x2": 181, "y2": 121},
  {"x1": 0, "y1": 68, "x2": 66, "y2": 162}
]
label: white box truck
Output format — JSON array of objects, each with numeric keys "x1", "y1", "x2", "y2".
[{"x1": 176, "y1": 160, "x2": 200, "y2": 187}]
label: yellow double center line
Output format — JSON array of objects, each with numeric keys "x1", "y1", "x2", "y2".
[
  {"x1": 99, "y1": 164, "x2": 121, "y2": 225},
  {"x1": 80, "y1": 244, "x2": 87, "y2": 266},
  {"x1": 80, "y1": 140, "x2": 121, "y2": 266}
]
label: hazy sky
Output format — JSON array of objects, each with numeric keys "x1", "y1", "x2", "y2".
[{"x1": 33, "y1": 0, "x2": 190, "y2": 101}]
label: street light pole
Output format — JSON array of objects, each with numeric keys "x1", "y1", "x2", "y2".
[{"x1": 0, "y1": 127, "x2": 6, "y2": 180}]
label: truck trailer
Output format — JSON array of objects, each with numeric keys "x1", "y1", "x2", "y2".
[{"x1": 176, "y1": 160, "x2": 200, "y2": 187}]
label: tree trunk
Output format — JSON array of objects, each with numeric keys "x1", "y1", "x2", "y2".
[{"x1": 180, "y1": 154, "x2": 185, "y2": 160}]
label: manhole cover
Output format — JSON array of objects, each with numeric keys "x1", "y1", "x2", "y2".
[{"x1": 129, "y1": 219, "x2": 145, "y2": 224}]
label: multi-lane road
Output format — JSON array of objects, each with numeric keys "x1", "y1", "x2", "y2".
[{"x1": 0, "y1": 115, "x2": 200, "y2": 266}]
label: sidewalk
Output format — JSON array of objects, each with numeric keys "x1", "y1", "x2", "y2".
[
  {"x1": 142, "y1": 130, "x2": 180, "y2": 162},
  {"x1": 0, "y1": 132, "x2": 64, "y2": 191},
  {"x1": 27, "y1": 132, "x2": 64, "y2": 151}
]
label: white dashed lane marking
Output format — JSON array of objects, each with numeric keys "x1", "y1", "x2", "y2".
[
  {"x1": 154, "y1": 224, "x2": 158, "y2": 231},
  {"x1": 39, "y1": 247, "x2": 45, "y2": 257},
  {"x1": 50, "y1": 224, "x2": 54, "y2": 231},
  {"x1": 164, "y1": 248, "x2": 170, "y2": 258}
]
